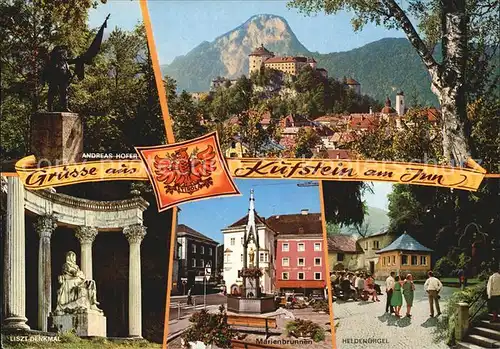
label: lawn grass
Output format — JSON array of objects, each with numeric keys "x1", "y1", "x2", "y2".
[{"x1": 2, "y1": 332, "x2": 162, "y2": 349}]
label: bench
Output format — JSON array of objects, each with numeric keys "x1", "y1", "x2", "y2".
[
  {"x1": 231, "y1": 339, "x2": 286, "y2": 349},
  {"x1": 227, "y1": 315, "x2": 277, "y2": 338}
]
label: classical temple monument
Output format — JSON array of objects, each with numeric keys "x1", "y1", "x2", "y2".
[{"x1": 1, "y1": 176, "x2": 150, "y2": 337}]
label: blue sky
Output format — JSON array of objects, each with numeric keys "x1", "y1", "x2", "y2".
[
  {"x1": 89, "y1": 0, "x2": 407, "y2": 65},
  {"x1": 177, "y1": 179, "x2": 392, "y2": 243}
]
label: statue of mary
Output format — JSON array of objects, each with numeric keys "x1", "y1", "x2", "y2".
[{"x1": 53, "y1": 251, "x2": 102, "y2": 315}]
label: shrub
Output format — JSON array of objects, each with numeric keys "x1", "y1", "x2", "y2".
[
  {"x1": 285, "y1": 318, "x2": 326, "y2": 342},
  {"x1": 182, "y1": 305, "x2": 236, "y2": 348},
  {"x1": 59, "y1": 330, "x2": 81, "y2": 343},
  {"x1": 434, "y1": 282, "x2": 487, "y2": 345},
  {"x1": 312, "y1": 300, "x2": 330, "y2": 313},
  {"x1": 456, "y1": 253, "x2": 472, "y2": 270},
  {"x1": 434, "y1": 256, "x2": 457, "y2": 278}
]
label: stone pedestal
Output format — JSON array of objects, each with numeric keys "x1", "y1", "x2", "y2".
[
  {"x1": 31, "y1": 112, "x2": 83, "y2": 165},
  {"x1": 52, "y1": 312, "x2": 106, "y2": 337}
]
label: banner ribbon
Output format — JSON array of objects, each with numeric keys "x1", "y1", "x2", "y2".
[{"x1": 15, "y1": 155, "x2": 486, "y2": 191}]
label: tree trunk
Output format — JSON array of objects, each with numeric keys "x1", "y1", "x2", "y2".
[{"x1": 434, "y1": 0, "x2": 471, "y2": 165}]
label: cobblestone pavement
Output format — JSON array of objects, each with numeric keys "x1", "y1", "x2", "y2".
[{"x1": 332, "y1": 284, "x2": 456, "y2": 349}]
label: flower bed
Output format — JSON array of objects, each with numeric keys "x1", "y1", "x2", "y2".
[{"x1": 285, "y1": 318, "x2": 326, "y2": 342}]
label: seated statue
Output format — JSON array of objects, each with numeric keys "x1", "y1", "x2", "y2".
[{"x1": 54, "y1": 251, "x2": 102, "y2": 315}]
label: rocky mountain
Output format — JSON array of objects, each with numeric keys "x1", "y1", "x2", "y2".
[
  {"x1": 161, "y1": 14, "x2": 438, "y2": 105},
  {"x1": 161, "y1": 14, "x2": 310, "y2": 92}
]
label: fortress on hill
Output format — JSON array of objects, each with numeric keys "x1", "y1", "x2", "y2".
[{"x1": 248, "y1": 44, "x2": 328, "y2": 79}]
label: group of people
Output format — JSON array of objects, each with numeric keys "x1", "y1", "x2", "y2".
[
  {"x1": 384, "y1": 271, "x2": 443, "y2": 318},
  {"x1": 331, "y1": 270, "x2": 382, "y2": 301}
]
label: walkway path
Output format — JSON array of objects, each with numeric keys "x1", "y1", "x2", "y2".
[{"x1": 332, "y1": 284, "x2": 456, "y2": 349}]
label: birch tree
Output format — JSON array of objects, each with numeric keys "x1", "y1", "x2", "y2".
[{"x1": 288, "y1": 0, "x2": 499, "y2": 165}]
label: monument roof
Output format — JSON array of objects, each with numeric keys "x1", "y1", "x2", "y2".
[{"x1": 376, "y1": 233, "x2": 433, "y2": 254}]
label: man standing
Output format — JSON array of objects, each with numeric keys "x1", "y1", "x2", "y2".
[
  {"x1": 187, "y1": 287, "x2": 193, "y2": 306},
  {"x1": 385, "y1": 272, "x2": 395, "y2": 313},
  {"x1": 424, "y1": 271, "x2": 443, "y2": 317},
  {"x1": 487, "y1": 266, "x2": 500, "y2": 323}
]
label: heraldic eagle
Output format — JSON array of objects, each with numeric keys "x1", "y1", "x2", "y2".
[{"x1": 153, "y1": 145, "x2": 217, "y2": 188}]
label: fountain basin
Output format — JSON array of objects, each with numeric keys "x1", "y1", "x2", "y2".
[{"x1": 227, "y1": 295, "x2": 276, "y2": 314}]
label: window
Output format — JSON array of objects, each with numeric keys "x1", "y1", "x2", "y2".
[
  {"x1": 298, "y1": 258, "x2": 305, "y2": 266},
  {"x1": 314, "y1": 272, "x2": 322, "y2": 280},
  {"x1": 314, "y1": 257, "x2": 321, "y2": 266},
  {"x1": 208, "y1": 248, "x2": 212, "y2": 256},
  {"x1": 231, "y1": 141, "x2": 236, "y2": 149},
  {"x1": 382, "y1": 257, "x2": 386, "y2": 266},
  {"x1": 241, "y1": 237, "x2": 244, "y2": 245},
  {"x1": 265, "y1": 253, "x2": 269, "y2": 263},
  {"x1": 192, "y1": 244, "x2": 197, "y2": 253},
  {"x1": 282, "y1": 272, "x2": 289, "y2": 280},
  {"x1": 282, "y1": 243, "x2": 289, "y2": 252},
  {"x1": 373, "y1": 240, "x2": 380, "y2": 249},
  {"x1": 282, "y1": 257, "x2": 290, "y2": 266},
  {"x1": 365, "y1": 241, "x2": 368, "y2": 250},
  {"x1": 240, "y1": 254, "x2": 243, "y2": 262},
  {"x1": 230, "y1": 238, "x2": 235, "y2": 246},
  {"x1": 314, "y1": 242, "x2": 322, "y2": 251},
  {"x1": 402, "y1": 255, "x2": 408, "y2": 265},
  {"x1": 392, "y1": 256, "x2": 396, "y2": 264},
  {"x1": 230, "y1": 153, "x2": 238, "y2": 158},
  {"x1": 259, "y1": 253, "x2": 264, "y2": 263},
  {"x1": 200, "y1": 259, "x2": 204, "y2": 267},
  {"x1": 200, "y1": 246, "x2": 205, "y2": 254},
  {"x1": 192, "y1": 259, "x2": 196, "y2": 267},
  {"x1": 420, "y1": 256, "x2": 427, "y2": 265},
  {"x1": 297, "y1": 243, "x2": 305, "y2": 252},
  {"x1": 224, "y1": 254, "x2": 230, "y2": 263},
  {"x1": 298, "y1": 272, "x2": 305, "y2": 280},
  {"x1": 411, "y1": 255, "x2": 418, "y2": 265},
  {"x1": 337, "y1": 253, "x2": 345, "y2": 262}
]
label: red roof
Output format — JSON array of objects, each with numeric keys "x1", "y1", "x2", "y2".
[
  {"x1": 327, "y1": 235, "x2": 362, "y2": 253},
  {"x1": 249, "y1": 44, "x2": 273, "y2": 57},
  {"x1": 348, "y1": 114, "x2": 380, "y2": 130},
  {"x1": 345, "y1": 78, "x2": 360, "y2": 85},
  {"x1": 264, "y1": 56, "x2": 308, "y2": 63},
  {"x1": 326, "y1": 149, "x2": 352, "y2": 159},
  {"x1": 267, "y1": 213, "x2": 323, "y2": 236},
  {"x1": 331, "y1": 131, "x2": 356, "y2": 143},
  {"x1": 227, "y1": 213, "x2": 268, "y2": 228}
]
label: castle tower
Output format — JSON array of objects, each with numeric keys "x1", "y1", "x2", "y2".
[
  {"x1": 396, "y1": 91, "x2": 405, "y2": 116},
  {"x1": 248, "y1": 44, "x2": 274, "y2": 76}
]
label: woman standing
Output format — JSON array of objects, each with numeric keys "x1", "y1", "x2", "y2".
[
  {"x1": 403, "y1": 274, "x2": 416, "y2": 317},
  {"x1": 391, "y1": 275, "x2": 404, "y2": 317}
]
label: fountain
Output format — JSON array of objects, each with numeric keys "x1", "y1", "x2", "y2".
[{"x1": 227, "y1": 189, "x2": 276, "y2": 314}]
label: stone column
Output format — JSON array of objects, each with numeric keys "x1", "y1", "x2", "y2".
[
  {"x1": 3, "y1": 176, "x2": 30, "y2": 330},
  {"x1": 123, "y1": 224, "x2": 147, "y2": 338},
  {"x1": 456, "y1": 302, "x2": 470, "y2": 341},
  {"x1": 35, "y1": 214, "x2": 57, "y2": 331},
  {"x1": 75, "y1": 226, "x2": 98, "y2": 280}
]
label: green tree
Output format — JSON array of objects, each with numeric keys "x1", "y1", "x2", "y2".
[
  {"x1": 288, "y1": 0, "x2": 499, "y2": 164},
  {"x1": 0, "y1": 0, "x2": 105, "y2": 159},
  {"x1": 172, "y1": 91, "x2": 206, "y2": 141},
  {"x1": 294, "y1": 127, "x2": 321, "y2": 158}
]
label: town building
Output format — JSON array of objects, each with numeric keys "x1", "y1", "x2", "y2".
[
  {"x1": 345, "y1": 78, "x2": 361, "y2": 95},
  {"x1": 248, "y1": 44, "x2": 328, "y2": 78},
  {"x1": 272, "y1": 210, "x2": 326, "y2": 296},
  {"x1": 327, "y1": 234, "x2": 363, "y2": 270},
  {"x1": 225, "y1": 135, "x2": 284, "y2": 158},
  {"x1": 176, "y1": 224, "x2": 218, "y2": 293},
  {"x1": 356, "y1": 230, "x2": 394, "y2": 275},
  {"x1": 376, "y1": 233, "x2": 433, "y2": 279},
  {"x1": 222, "y1": 191, "x2": 276, "y2": 295}
]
